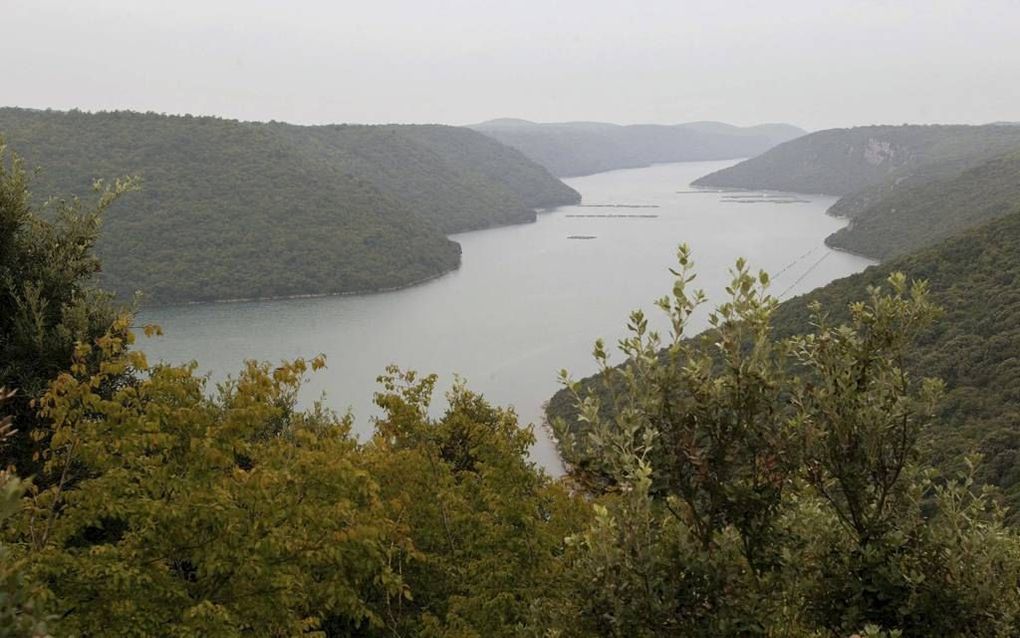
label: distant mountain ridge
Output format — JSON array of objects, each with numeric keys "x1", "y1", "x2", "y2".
[
  {"x1": 0, "y1": 107, "x2": 579, "y2": 304},
  {"x1": 693, "y1": 124, "x2": 1020, "y2": 259},
  {"x1": 469, "y1": 118, "x2": 805, "y2": 177}
]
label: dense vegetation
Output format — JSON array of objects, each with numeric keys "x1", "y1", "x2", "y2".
[
  {"x1": 269, "y1": 123, "x2": 580, "y2": 234},
  {"x1": 0, "y1": 140, "x2": 134, "y2": 474},
  {"x1": 692, "y1": 124, "x2": 1020, "y2": 260},
  {"x1": 773, "y1": 208, "x2": 1020, "y2": 512},
  {"x1": 549, "y1": 247, "x2": 1020, "y2": 636},
  {"x1": 0, "y1": 108, "x2": 579, "y2": 304},
  {"x1": 5, "y1": 141, "x2": 1020, "y2": 636},
  {"x1": 470, "y1": 118, "x2": 804, "y2": 177},
  {"x1": 826, "y1": 152, "x2": 1020, "y2": 259},
  {"x1": 551, "y1": 207, "x2": 1020, "y2": 518},
  {"x1": 693, "y1": 124, "x2": 1020, "y2": 196},
  {"x1": 0, "y1": 146, "x2": 588, "y2": 635}
]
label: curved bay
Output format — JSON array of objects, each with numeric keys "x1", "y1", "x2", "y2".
[{"x1": 140, "y1": 160, "x2": 875, "y2": 474}]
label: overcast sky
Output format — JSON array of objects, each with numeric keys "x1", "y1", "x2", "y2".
[{"x1": 3, "y1": 0, "x2": 1018, "y2": 131}]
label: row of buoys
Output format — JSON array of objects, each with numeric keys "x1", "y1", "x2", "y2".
[
  {"x1": 724, "y1": 198, "x2": 809, "y2": 204},
  {"x1": 723, "y1": 193, "x2": 798, "y2": 199},
  {"x1": 566, "y1": 214, "x2": 659, "y2": 218},
  {"x1": 578, "y1": 204, "x2": 660, "y2": 208}
]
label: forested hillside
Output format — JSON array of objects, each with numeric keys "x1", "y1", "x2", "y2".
[
  {"x1": 0, "y1": 108, "x2": 578, "y2": 304},
  {"x1": 549, "y1": 208, "x2": 1020, "y2": 515},
  {"x1": 773, "y1": 209, "x2": 1020, "y2": 510},
  {"x1": 826, "y1": 152, "x2": 1020, "y2": 259},
  {"x1": 270, "y1": 122, "x2": 579, "y2": 233},
  {"x1": 6, "y1": 145, "x2": 1020, "y2": 636},
  {"x1": 470, "y1": 118, "x2": 804, "y2": 177},
  {"x1": 693, "y1": 124, "x2": 1020, "y2": 195},
  {"x1": 692, "y1": 124, "x2": 1020, "y2": 260}
]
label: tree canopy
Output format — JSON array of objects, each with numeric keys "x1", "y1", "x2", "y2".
[
  {"x1": 549, "y1": 246, "x2": 1020, "y2": 636},
  {"x1": 0, "y1": 108, "x2": 579, "y2": 304},
  {"x1": 4, "y1": 140, "x2": 1020, "y2": 637}
]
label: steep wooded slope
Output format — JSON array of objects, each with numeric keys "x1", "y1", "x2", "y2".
[
  {"x1": 693, "y1": 124, "x2": 1020, "y2": 260},
  {"x1": 692, "y1": 124, "x2": 1020, "y2": 196},
  {"x1": 271, "y1": 122, "x2": 579, "y2": 234},
  {"x1": 826, "y1": 152, "x2": 1020, "y2": 259},
  {"x1": 0, "y1": 108, "x2": 578, "y2": 303}
]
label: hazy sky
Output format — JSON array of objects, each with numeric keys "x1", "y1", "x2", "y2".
[{"x1": 4, "y1": 0, "x2": 1018, "y2": 130}]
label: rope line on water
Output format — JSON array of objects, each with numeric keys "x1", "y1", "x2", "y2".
[
  {"x1": 772, "y1": 245, "x2": 819, "y2": 280},
  {"x1": 778, "y1": 250, "x2": 832, "y2": 300}
]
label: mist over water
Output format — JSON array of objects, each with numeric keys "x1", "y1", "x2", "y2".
[{"x1": 140, "y1": 159, "x2": 875, "y2": 473}]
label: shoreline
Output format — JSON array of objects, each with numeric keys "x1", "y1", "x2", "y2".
[
  {"x1": 147, "y1": 265, "x2": 463, "y2": 309},
  {"x1": 536, "y1": 402, "x2": 568, "y2": 478},
  {"x1": 139, "y1": 201, "x2": 582, "y2": 310},
  {"x1": 822, "y1": 236, "x2": 883, "y2": 262},
  {"x1": 540, "y1": 181, "x2": 877, "y2": 471},
  {"x1": 143, "y1": 161, "x2": 868, "y2": 478}
]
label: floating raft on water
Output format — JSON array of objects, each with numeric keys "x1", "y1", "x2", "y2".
[
  {"x1": 578, "y1": 203, "x2": 660, "y2": 208},
  {"x1": 675, "y1": 189, "x2": 737, "y2": 194},
  {"x1": 722, "y1": 198, "x2": 810, "y2": 204},
  {"x1": 723, "y1": 193, "x2": 801, "y2": 199},
  {"x1": 719, "y1": 193, "x2": 809, "y2": 204},
  {"x1": 566, "y1": 213, "x2": 659, "y2": 218},
  {"x1": 674, "y1": 190, "x2": 808, "y2": 203}
]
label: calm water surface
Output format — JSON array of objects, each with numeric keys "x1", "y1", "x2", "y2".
[{"x1": 140, "y1": 160, "x2": 875, "y2": 474}]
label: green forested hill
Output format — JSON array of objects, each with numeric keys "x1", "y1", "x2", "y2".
[
  {"x1": 549, "y1": 208, "x2": 1020, "y2": 513},
  {"x1": 692, "y1": 124, "x2": 1020, "y2": 195},
  {"x1": 692, "y1": 124, "x2": 1020, "y2": 260},
  {"x1": 0, "y1": 108, "x2": 578, "y2": 304},
  {"x1": 773, "y1": 210, "x2": 1020, "y2": 510},
  {"x1": 270, "y1": 123, "x2": 579, "y2": 233},
  {"x1": 7, "y1": 134, "x2": 1020, "y2": 637},
  {"x1": 470, "y1": 118, "x2": 804, "y2": 177},
  {"x1": 826, "y1": 152, "x2": 1020, "y2": 259}
]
